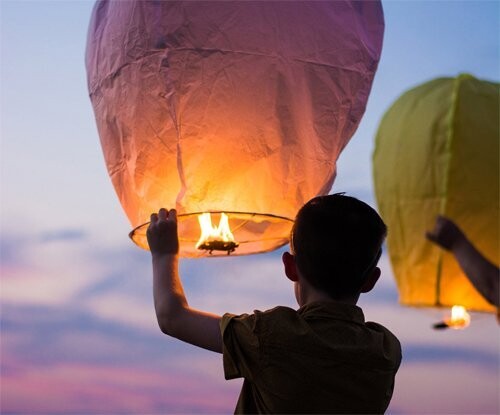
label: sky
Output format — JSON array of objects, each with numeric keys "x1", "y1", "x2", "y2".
[{"x1": 1, "y1": 0, "x2": 499, "y2": 414}]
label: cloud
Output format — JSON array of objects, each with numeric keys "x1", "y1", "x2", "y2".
[
  {"x1": 0, "y1": 233, "x2": 33, "y2": 268},
  {"x1": 0, "y1": 229, "x2": 149, "y2": 307},
  {"x1": 2, "y1": 227, "x2": 498, "y2": 415},
  {"x1": 1, "y1": 301, "x2": 193, "y2": 367},
  {"x1": 2, "y1": 359, "x2": 238, "y2": 414},
  {"x1": 402, "y1": 342, "x2": 498, "y2": 369},
  {"x1": 39, "y1": 229, "x2": 87, "y2": 243},
  {"x1": 389, "y1": 359, "x2": 499, "y2": 414},
  {"x1": 0, "y1": 236, "x2": 20, "y2": 266},
  {"x1": 1, "y1": 302, "x2": 239, "y2": 414}
]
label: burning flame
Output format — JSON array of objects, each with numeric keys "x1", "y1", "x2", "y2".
[
  {"x1": 445, "y1": 305, "x2": 471, "y2": 329},
  {"x1": 196, "y1": 213, "x2": 238, "y2": 252}
]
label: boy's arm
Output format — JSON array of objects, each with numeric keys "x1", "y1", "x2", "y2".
[
  {"x1": 148, "y1": 208, "x2": 223, "y2": 353},
  {"x1": 426, "y1": 216, "x2": 499, "y2": 307}
]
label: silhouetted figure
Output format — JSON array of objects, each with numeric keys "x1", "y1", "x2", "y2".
[
  {"x1": 147, "y1": 194, "x2": 401, "y2": 413},
  {"x1": 426, "y1": 216, "x2": 499, "y2": 307}
]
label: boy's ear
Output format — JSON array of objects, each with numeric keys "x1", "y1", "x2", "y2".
[
  {"x1": 282, "y1": 252, "x2": 299, "y2": 282},
  {"x1": 360, "y1": 267, "x2": 381, "y2": 293}
]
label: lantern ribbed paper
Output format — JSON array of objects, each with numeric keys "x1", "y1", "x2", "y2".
[
  {"x1": 86, "y1": 0, "x2": 384, "y2": 257},
  {"x1": 373, "y1": 75, "x2": 499, "y2": 312}
]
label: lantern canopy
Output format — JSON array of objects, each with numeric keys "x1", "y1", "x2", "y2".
[
  {"x1": 373, "y1": 75, "x2": 499, "y2": 312},
  {"x1": 86, "y1": 0, "x2": 384, "y2": 257}
]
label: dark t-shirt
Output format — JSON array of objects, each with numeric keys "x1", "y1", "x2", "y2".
[{"x1": 221, "y1": 301, "x2": 401, "y2": 414}]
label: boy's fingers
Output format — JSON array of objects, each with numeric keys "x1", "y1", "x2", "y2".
[
  {"x1": 150, "y1": 213, "x2": 159, "y2": 223},
  {"x1": 158, "y1": 208, "x2": 168, "y2": 221},
  {"x1": 168, "y1": 209, "x2": 177, "y2": 222}
]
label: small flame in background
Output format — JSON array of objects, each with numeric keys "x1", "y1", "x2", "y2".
[
  {"x1": 446, "y1": 305, "x2": 471, "y2": 329},
  {"x1": 196, "y1": 212, "x2": 236, "y2": 249}
]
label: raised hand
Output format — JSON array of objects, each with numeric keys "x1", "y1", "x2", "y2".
[
  {"x1": 147, "y1": 208, "x2": 179, "y2": 255},
  {"x1": 426, "y1": 215, "x2": 465, "y2": 251}
]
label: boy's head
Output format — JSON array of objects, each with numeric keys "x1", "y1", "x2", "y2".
[{"x1": 287, "y1": 193, "x2": 387, "y2": 301}]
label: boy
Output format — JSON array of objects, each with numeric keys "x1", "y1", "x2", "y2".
[{"x1": 147, "y1": 194, "x2": 401, "y2": 414}]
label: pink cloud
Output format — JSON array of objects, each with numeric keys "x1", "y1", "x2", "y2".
[
  {"x1": 1, "y1": 302, "x2": 240, "y2": 413},
  {"x1": 388, "y1": 360, "x2": 499, "y2": 414},
  {"x1": 1, "y1": 237, "x2": 498, "y2": 415},
  {"x1": 1, "y1": 357, "x2": 239, "y2": 414}
]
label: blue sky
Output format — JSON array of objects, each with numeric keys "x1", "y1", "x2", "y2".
[{"x1": 1, "y1": 1, "x2": 499, "y2": 413}]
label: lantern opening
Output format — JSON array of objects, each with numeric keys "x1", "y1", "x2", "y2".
[
  {"x1": 433, "y1": 305, "x2": 471, "y2": 330},
  {"x1": 129, "y1": 211, "x2": 294, "y2": 257},
  {"x1": 196, "y1": 212, "x2": 239, "y2": 255}
]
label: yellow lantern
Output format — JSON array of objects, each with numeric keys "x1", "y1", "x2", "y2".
[
  {"x1": 373, "y1": 74, "x2": 499, "y2": 313},
  {"x1": 86, "y1": 1, "x2": 384, "y2": 257}
]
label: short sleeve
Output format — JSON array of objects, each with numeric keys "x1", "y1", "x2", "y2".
[{"x1": 220, "y1": 312, "x2": 262, "y2": 381}]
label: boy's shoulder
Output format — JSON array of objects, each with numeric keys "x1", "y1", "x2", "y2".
[
  {"x1": 223, "y1": 300, "x2": 401, "y2": 369},
  {"x1": 229, "y1": 301, "x2": 392, "y2": 340},
  {"x1": 224, "y1": 300, "x2": 400, "y2": 343},
  {"x1": 243, "y1": 301, "x2": 375, "y2": 330}
]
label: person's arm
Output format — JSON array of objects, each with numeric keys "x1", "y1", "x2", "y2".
[
  {"x1": 148, "y1": 208, "x2": 223, "y2": 353},
  {"x1": 426, "y1": 216, "x2": 499, "y2": 307}
]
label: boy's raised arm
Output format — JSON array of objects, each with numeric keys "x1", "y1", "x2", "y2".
[{"x1": 148, "y1": 208, "x2": 223, "y2": 353}]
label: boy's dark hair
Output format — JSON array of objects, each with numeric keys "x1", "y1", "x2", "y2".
[{"x1": 291, "y1": 193, "x2": 387, "y2": 299}]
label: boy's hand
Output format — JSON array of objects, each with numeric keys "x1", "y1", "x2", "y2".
[
  {"x1": 147, "y1": 208, "x2": 179, "y2": 256},
  {"x1": 426, "y1": 215, "x2": 465, "y2": 251}
]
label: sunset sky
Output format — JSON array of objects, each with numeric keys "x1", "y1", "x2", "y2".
[{"x1": 1, "y1": 1, "x2": 499, "y2": 414}]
